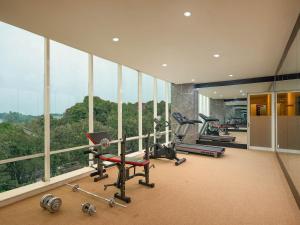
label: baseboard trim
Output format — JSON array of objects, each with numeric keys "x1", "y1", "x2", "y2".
[
  {"x1": 0, "y1": 151, "x2": 142, "y2": 208},
  {"x1": 197, "y1": 140, "x2": 247, "y2": 149}
]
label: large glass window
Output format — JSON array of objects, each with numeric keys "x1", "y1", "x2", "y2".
[
  {"x1": 157, "y1": 79, "x2": 166, "y2": 142},
  {"x1": 0, "y1": 157, "x2": 44, "y2": 192},
  {"x1": 0, "y1": 22, "x2": 44, "y2": 161},
  {"x1": 122, "y1": 66, "x2": 138, "y2": 137},
  {"x1": 157, "y1": 79, "x2": 166, "y2": 121},
  {"x1": 168, "y1": 82, "x2": 172, "y2": 119},
  {"x1": 50, "y1": 41, "x2": 88, "y2": 151},
  {"x1": 0, "y1": 21, "x2": 175, "y2": 193},
  {"x1": 50, "y1": 149, "x2": 88, "y2": 177},
  {"x1": 126, "y1": 140, "x2": 139, "y2": 154},
  {"x1": 93, "y1": 56, "x2": 118, "y2": 139},
  {"x1": 122, "y1": 66, "x2": 138, "y2": 152},
  {"x1": 142, "y1": 74, "x2": 154, "y2": 135},
  {"x1": 167, "y1": 82, "x2": 172, "y2": 141}
]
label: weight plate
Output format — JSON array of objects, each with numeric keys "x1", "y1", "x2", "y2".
[
  {"x1": 47, "y1": 197, "x2": 62, "y2": 213},
  {"x1": 40, "y1": 194, "x2": 54, "y2": 209}
]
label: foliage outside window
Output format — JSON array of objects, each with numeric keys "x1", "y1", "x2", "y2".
[
  {"x1": 93, "y1": 56, "x2": 118, "y2": 140},
  {"x1": 50, "y1": 41, "x2": 89, "y2": 151},
  {"x1": 0, "y1": 22, "x2": 44, "y2": 192},
  {"x1": 0, "y1": 21, "x2": 171, "y2": 192}
]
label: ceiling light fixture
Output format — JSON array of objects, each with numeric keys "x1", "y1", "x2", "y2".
[
  {"x1": 184, "y1": 11, "x2": 192, "y2": 17},
  {"x1": 240, "y1": 90, "x2": 243, "y2": 93},
  {"x1": 112, "y1": 37, "x2": 119, "y2": 42},
  {"x1": 162, "y1": 63, "x2": 167, "y2": 67},
  {"x1": 213, "y1": 54, "x2": 220, "y2": 58},
  {"x1": 228, "y1": 74, "x2": 233, "y2": 77},
  {"x1": 213, "y1": 91, "x2": 217, "y2": 94},
  {"x1": 191, "y1": 79, "x2": 195, "y2": 82}
]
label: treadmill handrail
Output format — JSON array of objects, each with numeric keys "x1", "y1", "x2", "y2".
[
  {"x1": 172, "y1": 112, "x2": 202, "y2": 125},
  {"x1": 172, "y1": 112, "x2": 191, "y2": 125},
  {"x1": 199, "y1": 113, "x2": 219, "y2": 122},
  {"x1": 189, "y1": 119, "x2": 202, "y2": 124}
]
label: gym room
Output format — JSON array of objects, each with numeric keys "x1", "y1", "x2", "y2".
[{"x1": 0, "y1": 1, "x2": 299, "y2": 225}]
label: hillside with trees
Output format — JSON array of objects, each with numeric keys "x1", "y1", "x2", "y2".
[{"x1": 0, "y1": 97, "x2": 166, "y2": 192}]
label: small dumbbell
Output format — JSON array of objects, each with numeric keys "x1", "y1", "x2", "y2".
[
  {"x1": 81, "y1": 202, "x2": 96, "y2": 216},
  {"x1": 40, "y1": 194, "x2": 62, "y2": 213}
]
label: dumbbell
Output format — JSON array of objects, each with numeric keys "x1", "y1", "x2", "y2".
[
  {"x1": 40, "y1": 194, "x2": 62, "y2": 213},
  {"x1": 81, "y1": 202, "x2": 96, "y2": 216}
]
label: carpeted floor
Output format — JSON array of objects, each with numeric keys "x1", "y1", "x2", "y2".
[
  {"x1": 231, "y1": 131, "x2": 247, "y2": 144},
  {"x1": 0, "y1": 148, "x2": 299, "y2": 225},
  {"x1": 278, "y1": 152, "x2": 300, "y2": 196}
]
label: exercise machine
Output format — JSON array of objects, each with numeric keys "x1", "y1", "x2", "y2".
[
  {"x1": 85, "y1": 132, "x2": 111, "y2": 182},
  {"x1": 172, "y1": 112, "x2": 225, "y2": 158},
  {"x1": 149, "y1": 117, "x2": 186, "y2": 166},
  {"x1": 226, "y1": 117, "x2": 247, "y2": 132},
  {"x1": 86, "y1": 132, "x2": 155, "y2": 203},
  {"x1": 198, "y1": 113, "x2": 236, "y2": 142}
]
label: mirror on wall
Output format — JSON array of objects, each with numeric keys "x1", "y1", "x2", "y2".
[
  {"x1": 275, "y1": 21, "x2": 300, "y2": 200},
  {"x1": 197, "y1": 81, "x2": 273, "y2": 148},
  {"x1": 249, "y1": 93, "x2": 273, "y2": 149}
]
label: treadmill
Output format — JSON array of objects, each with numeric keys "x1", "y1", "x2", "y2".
[
  {"x1": 172, "y1": 112, "x2": 225, "y2": 158},
  {"x1": 198, "y1": 113, "x2": 236, "y2": 142}
]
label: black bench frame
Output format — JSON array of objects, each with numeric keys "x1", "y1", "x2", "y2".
[{"x1": 86, "y1": 132, "x2": 155, "y2": 203}]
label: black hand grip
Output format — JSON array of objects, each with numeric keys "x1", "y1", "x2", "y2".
[
  {"x1": 95, "y1": 152, "x2": 102, "y2": 158},
  {"x1": 83, "y1": 150, "x2": 91, "y2": 154}
]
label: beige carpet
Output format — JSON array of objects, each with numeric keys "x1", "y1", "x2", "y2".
[
  {"x1": 278, "y1": 152, "x2": 300, "y2": 196},
  {"x1": 0, "y1": 149, "x2": 299, "y2": 225},
  {"x1": 231, "y1": 131, "x2": 247, "y2": 144}
]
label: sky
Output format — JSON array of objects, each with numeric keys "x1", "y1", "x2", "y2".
[{"x1": 0, "y1": 22, "x2": 168, "y2": 115}]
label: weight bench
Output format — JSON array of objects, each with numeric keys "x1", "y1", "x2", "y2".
[
  {"x1": 99, "y1": 154, "x2": 150, "y2": 167},
  {"x1": 86, "y1": 132, "x2": 155, "y2": 203},
  {"x1": 85, "y1": 132, "x2": 112, "y2": 181}
]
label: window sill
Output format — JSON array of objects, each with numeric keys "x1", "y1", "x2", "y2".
[
  {"x1": 0, "y1": 166, "x2": 94, "y2": 208},
  {"x1": 0, "y1": 150, "x2": 149, "y2": 208}
]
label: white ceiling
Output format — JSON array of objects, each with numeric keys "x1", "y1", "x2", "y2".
[
  {"x1": 279, "y1": 28, "x2": 300, "y2": 75},
  {"x1": 0, "y1": 0, "x2": 299, "y2": 84}
]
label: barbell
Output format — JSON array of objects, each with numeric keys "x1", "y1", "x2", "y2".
[{"x1": 66, "y1": 183, "x2": 127, "y2": 208}]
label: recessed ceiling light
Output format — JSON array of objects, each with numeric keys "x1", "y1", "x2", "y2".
[
  {"x1": 213, "y1": 54, "x2": 220, "y2": 58},
  {"x1": 162, "y1": 63, "x2": 167, "y2": 67},
  {"x1": 112, "y1": 37, "x2": 119, "y2": 42},
  {"x1": 240, "y1": 90, "x2": 243, "y2": 93},
  {"x1": 191, "y1": 79, "x2": 195, "y2": 82},
  {"x1": 184, "y1": 11, "x2": 192, "y2": 17},
  {"x1": 228, "y1": 74, "x2": 233, "y2": 77},
  {"x1": 213, "y1": 91, "x2": 217, "y2": 94}
]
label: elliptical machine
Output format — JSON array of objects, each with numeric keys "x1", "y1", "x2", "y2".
[{"x1": 149, "y1": 116, "x2": 186, "y2": 166}]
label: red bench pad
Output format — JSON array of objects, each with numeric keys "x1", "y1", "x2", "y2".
[{"x1": 99, "y1": 154, "x2": 150, "y2": 167}]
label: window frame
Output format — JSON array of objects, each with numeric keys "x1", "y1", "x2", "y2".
[{"x1": 0, "y1": 33, "x2": 171, "y2": 192}]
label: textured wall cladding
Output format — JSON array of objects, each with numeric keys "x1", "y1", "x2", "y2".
[
  {"x1": 224, "y1": 105, "x2": 236, "y2": 121},
  {"x1": 171, "y1": 84, "x2": 198, "y2": 143},
  {"x1": 210, "y1": 99, "x2": 226, "y2": 123},
  {"x1": 211, "y1": 100, "x2": 247, "y2": 123}
]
